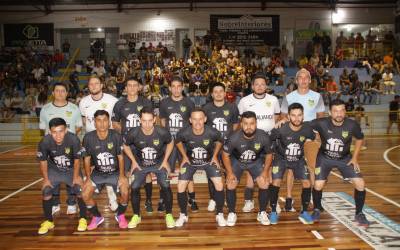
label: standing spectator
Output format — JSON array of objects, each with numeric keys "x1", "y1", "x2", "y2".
[
  {"x1": 354, "y1": 33, "x2": 364, "y2": 57},
  {"x1": 336, "y1": 31, "x2": 347, "y2": 49},
  {"x1": 365, "y1": 30, "x2": 376, "y2": 56},
  {"x1": 182, "y1": 34, "x2": 192, "y2": 62},
  {"x1": 321, "y1": 31, "x2": 331, "y2": 57},
  {"x1": 387, "y1": 95, "x2": 400, "y2": 134},
  {"x1": 312, "y1": 32, "x2": 322, "y2": 54},
  {"x1": 62, "y1": 39, "x2": 71, "y2": 62},
  {"x1": 117, "y1": 35, "x2": 127, "y2": 60},
  {"x1": 128, "y1": 36, "x2": 136, "y2": 58}
]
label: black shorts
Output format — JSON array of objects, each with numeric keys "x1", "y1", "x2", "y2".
[
  {"x1": 179, "y1": 162, "x2": 221, "y2": 181},
  {"x1": 130, "y1": 164, "x2": 170, "y2": 189},
  {"x1": 42, "y1": 167, "x2": 81, "y2": 197},
  {"x1": 90, "y1": 171, "x2": 120, "y2": 193},
  {"x1": 271, "y1": 158, "x2": 310, "y2": 180},
  {"x1": 168, "y1": 145, "x2": 182, "y2": 173},
  {"x1": 231, "y1": 158, "x2": 264, "y2": 183},
  {"x1": 315, "y1": 154, "x2": 362, "y2": 180}
]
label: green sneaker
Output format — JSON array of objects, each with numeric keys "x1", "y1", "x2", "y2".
[
  {"x1": 165, "y1": 213, "x2": 175, "y2": 228},
  {"x1": 128, "y1": 214, "x2": 141, "y2": 228}
]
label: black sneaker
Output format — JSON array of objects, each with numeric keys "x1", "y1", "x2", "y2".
[
  {"x1": 284, "y1": 198, "x2": 296, "y2": 212},
  {"x1": 157, "y1": 201, "x2": 165, "y2": 213},
  {"x1": 355, "y1": 213, "x2": 370, "y2": 227},
  {"x1": 188, "y1": 199, "x2": 199, "y2": 212},
  {"x1": 145, "y1": 200, "x2": 153, "y2": 213}
]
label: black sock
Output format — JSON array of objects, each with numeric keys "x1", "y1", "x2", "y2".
[
  {"x1": 88, "y1": 205, "x2": 101, "y2": 217},
  {"x1": 207, "y1": 178, "x2": 215, "y2": 200},
  {"x1": 214, "y1": 190, "x2": 224, "y2": 214},
  {"x1": 144, "y1": 182, "x2": 152, "y2": 202},
  {"x1": 258, "y1": 188, "x2": 269, "y2": 212},
  {"x1": 131, "y1": 188, "x2": 141, "y2": 215},
  {"x1": 244, "y1": 187, "x2": 253, "y2": 201},
  {"x1": 301, "y1": 188, "x2": 311, "y2": 212},
  {"x1": 354, "y1": 189, "x2": 366, "y2": 215},
  {"x1": 117, "y1": 203, "x2": 128, "y2": 216},
  {"x1": 43, "y1": 199, "x2": 53, "y2": 221},
  {"x1": 77, "y1": 197, "x2": 87, "y2": 219},
  {"x1": 312, "y1": 188, "x2": 323, "y2": 211},
  {"x1": 162, "y1": 186, "x2": 173, "y2": 214},
  {"x1": 177, "y1": 192, "x2": 188, "y2": 215},
  {"x1": 269, "y1": 185, "x2": 280, "y2": 212},
  {"x1": 226, "y1": 189, "x2": 236, "y2": 213},
  {"x1": 188, "y1": 192, "x2": 195, "y2": 202}
]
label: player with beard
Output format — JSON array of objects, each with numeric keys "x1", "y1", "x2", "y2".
[
  {"x1": 222, "y1": 111, "x2": 273, "y2": 226},
  {"x1": 268, "y1": 103, "x2": 315, "y2": 225},
  {"x1": 310, "y1": 99, "x2": 370, "y2": 227}
]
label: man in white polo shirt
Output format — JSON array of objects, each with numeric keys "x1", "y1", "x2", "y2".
[
  {"x1": 280, "y1": 68, "x2": 325, "y2": 212},
  {"x1": 79, "y1": 76, "x2": 119, "y2": 211},
  {"x1": 238, "y1": 73, "x2": 281, "y2": 213}
]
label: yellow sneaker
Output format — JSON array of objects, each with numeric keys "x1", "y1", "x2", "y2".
[
  {"x1": 165, "y1": 213, "x2": 175, "y2": 228},
  {"x1": 38, "y1": 220, "x2": 54, "y2": 235},
  {"x1": 77, "y1": 218, "x2": 88, "y2": 232},
  {"x1": 128, "y1": 214, "x2": 141, "y2": 228}
]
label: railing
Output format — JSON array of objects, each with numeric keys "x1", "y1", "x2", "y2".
[
  {"x1": 341, "y1": 40, "x2": 394, "y2": 60},
  {"x1": 59, "y1": 48, "x2": 80, "y2": 83}
]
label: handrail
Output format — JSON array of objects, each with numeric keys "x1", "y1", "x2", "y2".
[{"x1": 59, "y1": 48, "x2": 80, "y2": 83}]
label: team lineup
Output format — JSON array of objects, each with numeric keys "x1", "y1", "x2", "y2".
[{"x1": 36, "y1": 69, "x2": 370, "y2": 234}]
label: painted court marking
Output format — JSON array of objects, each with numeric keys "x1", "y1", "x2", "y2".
[
  {"x1": 0, "y1": 178, "x2": 43, "y2": 203},
  {"x1": 383, "y1": 145, "x2": 400, "y2": 171},
  {"x1": 0, "y1": 145, "x2": 26, "y2": 154}
]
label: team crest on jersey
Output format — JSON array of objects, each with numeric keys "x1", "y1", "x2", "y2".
[
  {"x1": 272, "y1": 166, "x2": 279, "y2": 174},
  {"x1": 299, "y1": 136, "x2": 305, "y2": 142},
  {"x1": 342, "y1": 131, "x2": 349, "y2": 138},
  {"x1": 254, "y1": 143, "x2": 261, "y2": 150},
  {"x1": 65, "y1": 147, "x2": 70, "y2": 154},
  {"x1": 203, "y1": 139, "x2": 210, "y2": 146},
  {"x1": 308, "y1": 99, "x2": 315, "y2": 107},
  {"x1": 66, "y1": 111, "x2": 72, "y2": 117},
  {"x1": 101, "y1": 103, "x2": 107, "y2": 109},
  {"x1": 107, "y1": 143, "x2": 113, "y2": 149},
  {"x1": 223, "y1": 110, "x2": 230, "y2": 116},
  {"x1": 315, "y1": 167, "x2": 321, "y2": 175},
  {"x1": 180, "y1": 106, "x2": 186, "y2": 112},
  {"x1": 266, "y1": 101, "x2": 271, "y2": 107},
  {"x1": 153, "y1": 139, "x2": 159, "y2": 146},
  {"x1": 137, "y1": 106, "x2": 143, "y2": 112}
]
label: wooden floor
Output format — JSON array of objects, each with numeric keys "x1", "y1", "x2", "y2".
[{"x1": 0, "y1": 137, "x2": 399, "y2": 250}]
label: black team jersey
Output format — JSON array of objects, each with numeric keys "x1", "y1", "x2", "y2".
[
  {"x1": 269, "y1": 122, "x2": 315, "y2": 162},
  {"x1": 82, "y1": 129, "x2": 123, "y2": 174},
  {"x1": 159, "y1": 97, "x2": 195, "y2": 138},
  {"x1": 37, "y1": 132, "x2": 81, "y2": 172},
  {"x1": 223, "y1": 129, "x2": 273, "y2": 164},
  {"x1": 203, "y1": 101, "x2": 240, "y2": 140},
  {"x1": 175, "y1": 125, "x2": 223, "y2": 166},
  {"x1": 111, "y1": 96, "x2": 153, "y2": 135},
  {"x1": 311, "y1": 117, "x2": 364, "y2": 160},
  {"x1": 123, "y1": 126, "x2": 172, "y2": 167}
]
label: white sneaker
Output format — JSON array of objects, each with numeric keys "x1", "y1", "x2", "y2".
[
  {"x1": 67, "y1": 205, "x2": 77, "y2": 215},
  {"x1": 175, "y1": 213, "x2": 188, "y2": 227},
  {"x1": 242, "y1": 200, "x2": 254, "y2": 213},
  {"x1": 226, "y1": 212, "x2": 237, "y2": 227},
  {"x1": 106, "y1": 186, "x2": 118, "y2": 212},
  {"x1": 52, "y1": 204, "x2": 60, "y2": 215},
  {"x1": 215, "y1": 213, "x2": 227, "y2": 227},
  {"x1": 257, "y1": 211, "x2": 271, "y2": 225},
  {"x1": 207, "y1": 199, "x2": 216, "y2": 212}
]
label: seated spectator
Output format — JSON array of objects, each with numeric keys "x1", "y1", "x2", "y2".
[
  {"x1": 382, "y1": 68, "x2": 396, "y2": 94},
  {"x1": 325, "y1": 75, "x2": 341, "y2": 104},
  {"x1": 383, "y1": 52, "x2": 394, "y2": 69},
  {"x1": 219, "y1": 45, "x2": 229, "y2": 59},
  {"x1": 339, "y1": 68, "x2": 351, "y2": 94},
  {"x1": 92, "y1": 62, "x2": 106, "y2": 77}
]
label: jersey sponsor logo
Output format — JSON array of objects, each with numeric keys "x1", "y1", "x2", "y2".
[
  {"x1": 107, "y1": 143, "x2": 114, "y2": 150},
  {"x1": 223, "y1": 110, "x2": 230, "y2": 116},
  {"x1": 65, "y1": 147, "x2": 70, "y2": 154},
  {"x1": 212, "y1": 117, "x2": 227, "y2": 132},
  {"x1": 141, "y1": 147, "x2": 158, "y2": 160},
  {"x1": 126, "y1": 113, "x2": 140, "y2": 128},
  {"x1": 286, "y1": 143, "x2": 301, "y2": 156},
  {"x1": 326, "y1": 138, "x2": 344, "y2": 152},
  {"x1": 256, "y1": 114, "x2": 274, "y2": 120},
  {"x1": 254, "y1": 143, "x2": 261, "y2": 150},
  {"x1": 180, "y1": 106, "x2": 186, "y2": 112},
  {"x1": 342, "y1": 131, "x2": 349, "y2": 138},
  {"x1": 153, "y1": 139, "x2": 160, "y2": 146},
  {"x1": 54, "y1": 155, "x2": 71, "y2": 169},
  {"x1": 96, "y1": 152, "x2": 115, "y2": 166},
  {"x1": 192, "y1": 147, "x2": 208, "y2": 160},
  {"x1": 169, "y1": 113, "x2": 183, "y2": 128},
  {"x1": 240, "y1": 150, "x2": 256, "y2": 161}
]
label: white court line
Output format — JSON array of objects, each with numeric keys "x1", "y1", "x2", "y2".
[
  {"x1": 383, "y1": 145, "x2": 400, "y2": 170},
  {"x1": 330, "y1": 172, "x2": 400, "y2": 208},
  {"x1": 0, "y1": 178, "x2": 43, "y2": 203},
  {"x1": 311, "y1": 230, "x2": 324, "y2": 239},
  {"x1": 327, "y1": 248, "x2": 336, "y2": 250},
  {"x1": 0, "y1": 145, "x2": 26, "y2": 154}
]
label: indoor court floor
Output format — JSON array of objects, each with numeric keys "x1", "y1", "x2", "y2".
[{"x1": 0, "y1": 136, "x2": 399, "y2": 250}]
